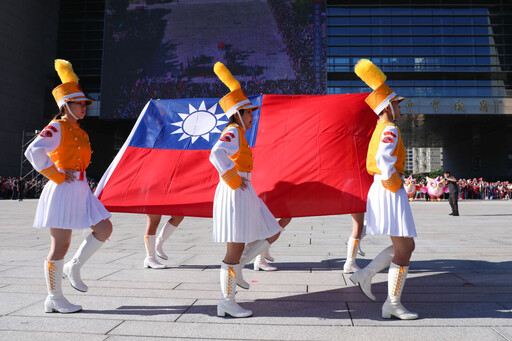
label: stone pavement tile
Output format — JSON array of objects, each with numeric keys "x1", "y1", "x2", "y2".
[
  {"x1": 0, "y1": 284, "x2": 220, "y2": 300},
  {"x1": 0, "y1": 250, "x2": 47, "y2": 262},
  {"x1": 176, "y1": 298, "x2": 352, "y2": 326},
  {"x1": 0, "y1": 285, "x2": 47, "y2": 295},
  {"x1": 0, "y1": 277, "x2": 181, "y2": 290},
  {"x1": 2, "y1": 266, "x2": 122, "y2": 283},
  {"x1": 233, "y1": 270, "x2": 346, "y2": 286},
  {"x1": 106, "y1": 252, "x2": 193, "y2": 267},
  {"x1": 400, "y1": 293, "x2": 512, "y2": 303},
  {"x1": 308, "y1": 284, "x2": 362, "y2": 293},
  {"x1": 0, "y1": 315, "x2": 122, "y2": 334},
  {"x1": 96, "y1": 278, "x2": 180, "y2": 289},
  {"x1": 236, "y1": 288, "x2": 355, "y2": 302},
  {"x1": 257, "y1": 256, "x2": 339, "y2": 269},
  {"x1": 178, "y1": 254, "x2": 226, "y2": 266},
  {"x1": 349, "y1": 302, "x2": 512, "y2": 326},
  {"x1": 467, "y1": 259, "x2": 512, "y2": 274},
  {"x1": 12, "y1": 296, "x2": 196, "y2": 322},
  {"x1": 399, "y1": 272, "x2": 468, "y2": 286},
  {"x1": 108, "y1": 321, "x2": 347, "y2": 340},
  {"x1": 101, "y1": 268, "x2": 219, "y2": 283},
  {"x1": 107, "y1": 337, "x2": 229, "y2": 341},
  {"x1": 176, "y1": 282, "x2": 307, "y2": 293},
  {"x1": 310, "y1": 283, "x2": 512, "y2": 295},
  {"x1": 264, "y1": 284, "x2": 512, "y2": 303},
  {"x1": 0, "y1": 330, "x2": 107, "y2": 341},
  {"x1": 0, "y1": 293, "x2": 43, "y2": 316},
  {"x1": 4, "y1": 251, "x2": 138, "y2": 267},
  {"x1": 458, "y1": 274, "x2": 512, "y2": 285},
  {"x1": 0, "y1": 266, "x2": 16, "y2": 273},
  {"x1": 493, "y1": 326, "x2": 512, "y2": 340},
  {"x1": 329, "y1": 326, "x2": 505, "y2": 341}
]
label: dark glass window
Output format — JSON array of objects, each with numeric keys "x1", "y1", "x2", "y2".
[{"x1": 327, "y1": 6, "x2": 505, "y2": 98}]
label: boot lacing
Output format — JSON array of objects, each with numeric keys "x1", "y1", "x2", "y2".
[
  {"x1": 227, "y1": 266, "x2": 236, "y2": 295},
  {"x1": 351, "y1": 239, "x2": 359, "y2": 259},
  {"x1": 47, "y1": 261, "x2": 57, "y2": 291},
  {"x1": 144, "y1": 235, "x2": 150, "y2": 253},
  {"x1": 393, "y1": 266, "x2": 406, "y2": 296}
]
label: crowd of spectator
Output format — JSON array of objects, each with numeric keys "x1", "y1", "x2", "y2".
[
  {"x1": 0, "y1": 176, "x2": 97, "y2": 200},
  {"x1": 457, "y1": 178, "x2": 511, "y2": 200},
  {"x1": 413, "y1": 178, "x2": 511, "y2": 201}
]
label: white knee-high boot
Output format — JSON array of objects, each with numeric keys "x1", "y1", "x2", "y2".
[
  {"x1": 349, "y1": 245, "x2": 394, "y2": 301},
  {"x1": 343, "y1": 237, "x2": 361, "y2": 274},
  {"x1": 253, "y1": 252, "x2": 277, "y2": 271},
  {"x1": 217, "y1": 262, "x2": 252, "y2": 318},
  {"x1": 63, "y1": 233, "x2": 104, "y2": 292},
  {"x1": 382, "y1": 263, "x2": 418, "y2": 320},
  {"x1": 155, "y1": 221, "x2": 178, "y2": 260},
  {"x1": 144, "y1": 235, "x2": 167, "y2": 269},
  {"x1": 45, "y1": 259, "x2": 82, "y2": 313},
  {"x1": 237, "y1": 240, "x2": 271, "y2": 289}
]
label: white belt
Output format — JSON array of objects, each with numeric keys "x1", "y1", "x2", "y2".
[
  {"x1": 374, "y1": 173, "x2": 405, "y2": 181},
  {"x1": 71, "y1": 170, "x2": 86, "y2": 181},
  {"x1": 238, "y1": 172, "x2": 252, "y2": 181}
]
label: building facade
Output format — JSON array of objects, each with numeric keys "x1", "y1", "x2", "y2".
[
  {"x1": 326, "y1": 0, "x2": 512, "y2": 180},
  {"x1": 2, "y1": 0, "x2": 512, "y2": 181},
  {"x1": 405, "y1": 147, "x2": 443, "y2": 174}
]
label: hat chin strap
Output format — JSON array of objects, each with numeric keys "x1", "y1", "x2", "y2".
[
  {"x1": 236, "y1": 110, "x2": 246, "y2": 129},
  {"x1": 389, "y1": 103, "x2": 396, "y2": 122},
  {"x1": 64, "y1": 102, "x2": 78, "y2": 121}
]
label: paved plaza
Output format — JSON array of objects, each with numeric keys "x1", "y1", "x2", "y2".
[{"x1": 0, "y1": 199, "x2": 511, "y2": 340}]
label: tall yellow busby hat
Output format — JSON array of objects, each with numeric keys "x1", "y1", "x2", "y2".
[
  {"x1": 51, "y1": 59, "x2": 93, "y2": 109},
  {"x1": 214, "y1": 62, "x2": 259, "y2": 118},
  {"x1": 355, "y1": 59, "x2": 404, "y2": 115}
]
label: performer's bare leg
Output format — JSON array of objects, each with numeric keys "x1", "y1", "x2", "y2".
[
  {"x1": 156, "y1": 216, "x2": 184, "y2": 260},
  {"x1": 344, "y1": 213, "x2": 365, "y2": 274},
  {"x1": 63, "y1": 218, "x2": 112, "y2": 293},
  {"x1": 143, "y1": 214, "x2": 166, "y2": 269},
  {"x1": 254, "y1": 217, "x2": 290, "y2": 271},
  {"x1": 381, "y1": 236, "x2": 418, "y2": 319},
  {"x1": 44, "y1": 228, "x2": 82, "y2": 313}
]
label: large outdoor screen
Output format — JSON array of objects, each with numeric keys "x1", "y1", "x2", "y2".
[{"x1": 101, "y1": 0, "x2": 325, "y2": 119}]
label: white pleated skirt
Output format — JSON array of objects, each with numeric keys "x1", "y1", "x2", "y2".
[
  {"x1": 365, "y1": 174, "x2": 417, "y2": 237},
  {"x1": 213, "y1": 172, "x2": 282, "y2": 243},
  {"x1": 34, "y1": 173, "x2": 111, "y2": 230}
]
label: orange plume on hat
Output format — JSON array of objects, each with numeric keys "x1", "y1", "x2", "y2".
[
  {"x1": 52, "y1": 59, "x2": 93, "y2": 108},
  {"x1": 354, "y1": 59, "x2": 404, "y2": 115},
  {"x1": 55, "y1": 59, "x2": 79, "y2": 84},
  {"x1": 213, "y1": 62, "x2": 259, "y2": 118},
  {"x1": 355, "y1": 59, "x2": 386, "y2": 90},
  {"x1": 214, "y1": 62, "x2": 240, "y2": 92}
]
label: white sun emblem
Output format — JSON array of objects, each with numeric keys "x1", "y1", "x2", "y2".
[{"x1": 170, "y1": 101, "x2": 228, "y2": 143}]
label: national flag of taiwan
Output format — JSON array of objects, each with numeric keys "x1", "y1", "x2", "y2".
[{"x1": 95, "y1": 93, "x2": 377, "y2": 218}]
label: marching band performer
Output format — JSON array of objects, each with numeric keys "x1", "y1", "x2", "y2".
[
  {"x1": 343, "y1": 212, "x2": 365, "y2": 274},
  {"x1": 251, "y1": 217, "x2": 290, "y2": 271},
  {"x1": 143, "y1": 214, "x2": 184, "y2": 269},
  {"x1": 25, "y1": 60, "x2": 112, "y2": 313},
  {"x1": 210, "y1": 62, "x2": 282, "y2": 318},
  {"x1": 349, "y1": 59, "x2": 418, "y2": 320}
]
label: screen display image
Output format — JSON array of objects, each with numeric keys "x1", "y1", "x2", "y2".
[{"x1": 101, "y1": 0, "x2": 326, "y2": 119}]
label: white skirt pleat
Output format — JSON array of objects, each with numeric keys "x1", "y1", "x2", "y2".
[
  {"x1": 34, "y1": 179, "x2": 111, "y2": 230},
  {"x1": 213, "y1": 172, "x2": 281, "y2": 243},
  {"x1": 365, "y1": 174, "x2": 417, "y2": 237}
]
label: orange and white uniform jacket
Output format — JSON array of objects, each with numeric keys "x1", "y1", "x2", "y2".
[
  {"x1": 366, "y1": 120, "x2": 405, "y2": 193},
  {"x1": 210, "y1": 124, "x2": 253, "y2": 190},
  {"x1": 25, "y1": 118, "x2": 92, "y2": 184}
]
